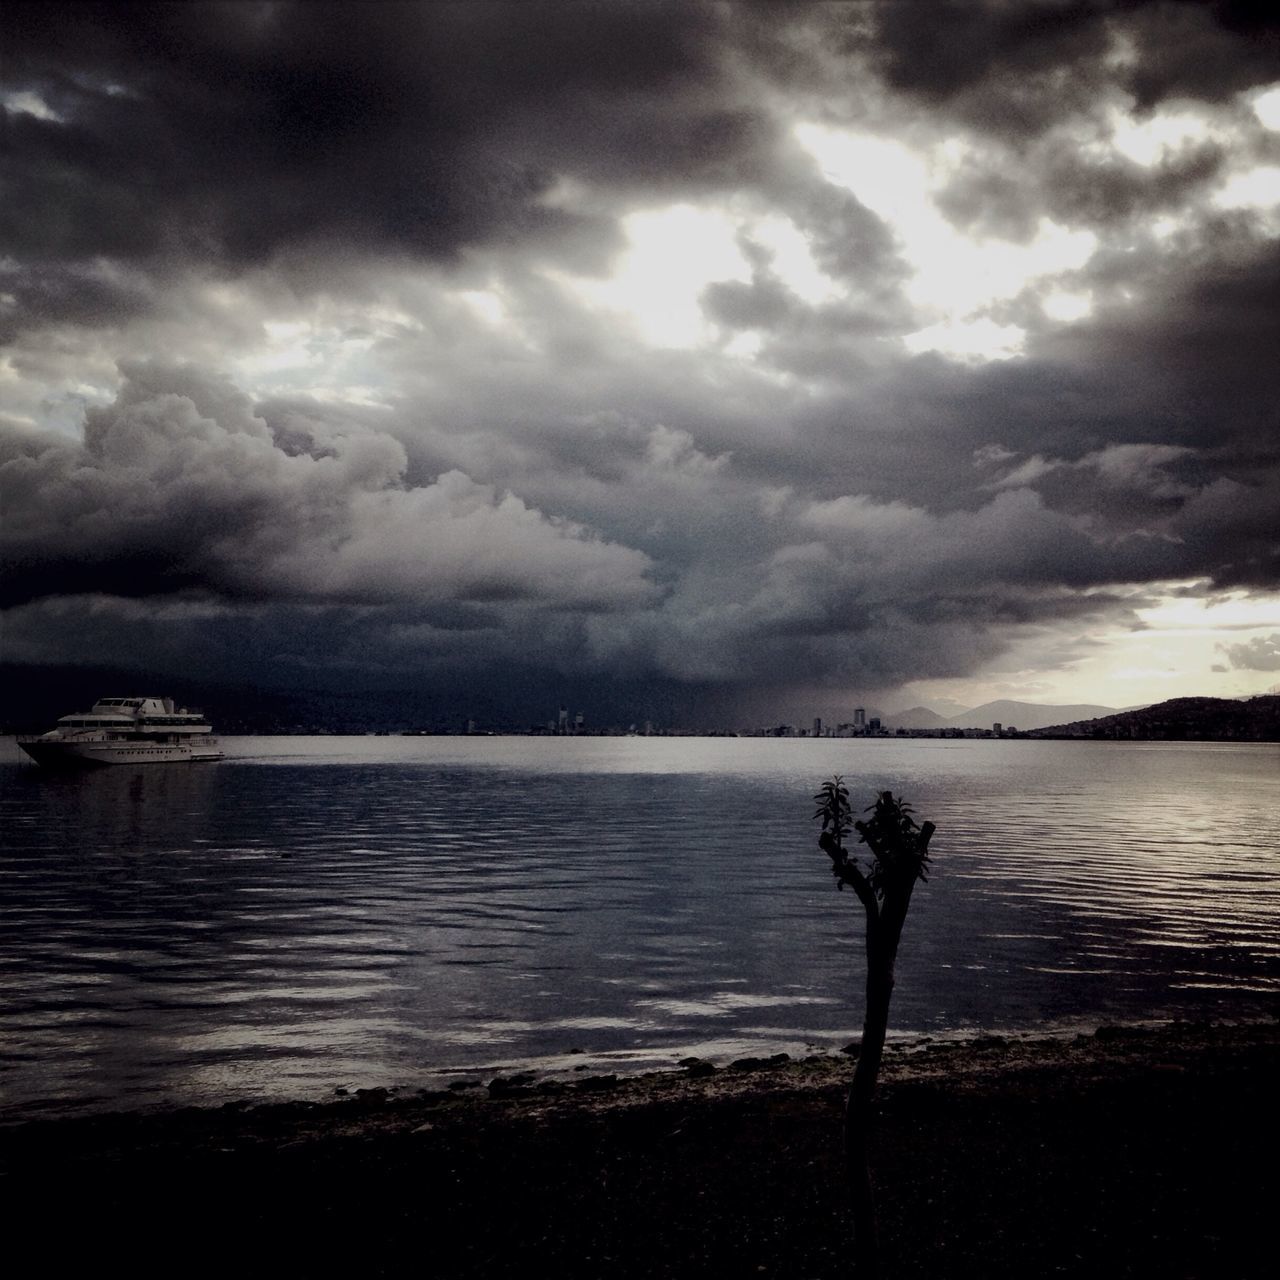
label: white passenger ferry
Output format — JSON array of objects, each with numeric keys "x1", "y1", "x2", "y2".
[{"x1": 18, "y1": 697, "x2": 225, "y2": 768}]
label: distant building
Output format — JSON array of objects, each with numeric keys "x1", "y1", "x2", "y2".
[
  {"x1": 869, "y1": 716, "x2": 881, "y2": 733},
  {"x1": 813, "y1": 717, "x2": 822, "y2": 737},
  {"x1": 558, "y1": 706, "x2": 568, "y2": 734},
  {"x1": 574, "y1": 711, "x2": 584, "y2": 733},
  {"x1": 993, "y1": 722, "x2": 1002, "y2": 736},
  {"x1": 854, "y1": 707, "x2": 866, "y2": 729}
]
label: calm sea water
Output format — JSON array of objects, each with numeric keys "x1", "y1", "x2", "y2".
[{"x1": 1, "y1": 735, "x2": 1278, "y2": 1119}]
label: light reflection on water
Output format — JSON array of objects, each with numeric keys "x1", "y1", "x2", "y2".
[{"x1": 1, "y1": 735, "x2": 1278, "y2": 1118}]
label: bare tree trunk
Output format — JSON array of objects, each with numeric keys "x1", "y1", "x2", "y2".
[
  {"x1": 843, "y1": 932, "x2": 895, "y2": 1275},
  {"x1": 844, "y1": 902, "x2": 909, "y2": 1277}
]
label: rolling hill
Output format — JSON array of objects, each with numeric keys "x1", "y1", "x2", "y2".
[{"x1": 1028, "y1": 696, "x2": 1280, "y2": 741}]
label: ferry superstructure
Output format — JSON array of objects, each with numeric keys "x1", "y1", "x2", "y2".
[{"x1": 18, "y1": 697, "x2": 225, "y2": 768}]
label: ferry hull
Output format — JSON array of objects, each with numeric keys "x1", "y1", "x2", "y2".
[{"x1": 19, "y1": 740, "x2": 225, "y2": 768}]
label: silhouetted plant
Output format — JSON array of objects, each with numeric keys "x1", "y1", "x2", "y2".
[{"x1": 814, "y1": 779, "x2": 936, "y2": 1278}]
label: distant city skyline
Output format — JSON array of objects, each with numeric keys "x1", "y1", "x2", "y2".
[{"x1": 3, "y1": 4, "x2": 1279, "y2": 718}]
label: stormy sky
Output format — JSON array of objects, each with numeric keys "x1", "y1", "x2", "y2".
[{"x1": 3, "y1": 1, "x2": 1279, "y2": 726}]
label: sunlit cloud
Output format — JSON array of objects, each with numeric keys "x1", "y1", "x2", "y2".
[
  {"x1": 795, "y1": 127, "x2": 929, "y2": 227},
  {"x1": 794, "y1": 123, "x2": 1097, "y2": 359},
  {"x1": 2, "y1": 90, "x2": 61, "y2": 121},
  {"x1": 240, "y1": 320, "x2": 328, "y2": 375},
  {"x1": 1106, "y1": 105, "x2": 1217, "y2": 167},
  {"x1": 557, "y1": 204, "x2": 751, "y2": 348},
  {"x1": 457, "y1": 290, "x2": 507, "y2": 327},
  {"x1": 1213, "y1": 165, "x2": 1280, "y2": 230},
  {"x1": 1250, "y1": 84, "x2": 1280, "y2": 130},
  {"x1": 903, "y1": 317, "x2": 1025, "y2": 362},
  {"x1": 549, "y1": 202, "x2": 847, "y2": 351},
  {"x1": 1041, "y1": 291, "x2": 1093, "y2": 323},
  {"x1": 1137, "y1": 590, "x2": 1280, "y2": 633}
]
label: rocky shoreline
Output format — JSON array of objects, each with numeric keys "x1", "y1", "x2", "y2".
[{"x1": 3, "y1": 1020, "x2": 1276, "y2": 1277}]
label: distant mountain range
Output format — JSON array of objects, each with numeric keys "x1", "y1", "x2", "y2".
[
  {"x1": 885, "y1": 699, "x2": 1123, "y2": 733},
  {"x1": 884, "y1": 706, "x2": 949, "y2": 729},
  {"x1": 1027, "y1": 695, "x2": 1280, "y2": 741}
]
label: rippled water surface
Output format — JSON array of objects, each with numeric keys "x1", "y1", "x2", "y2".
[{"x1": 2, "y1": 735, "x2": 1278, "y2": 1118}]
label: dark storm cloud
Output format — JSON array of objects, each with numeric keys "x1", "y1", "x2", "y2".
[
  {"x1": 1036, "y1": 236, "x2": 1280, "y2": 453},
  {"x1": 0, "y1": 362, "x2": 656, "y2": 611},
  {"x1": 871, "y1": 0, "x2": 1115, "y2": 132},
  {"x1": 4, "y1": 2, "x2": 1280, "y2": 719},
  {"x1": 0, "y1": 347, "x2": 1268, "y2": 717},
  {"x1": 1123, "y1": 2, "x2": 1280, "y2": 108},
  {"x1": 3, "y1": 1, "x2": 1274, "y2": 285},
  {"x1": 0, "y1": 260, "x2": 155, "y2": 341},
  {"x1": 0, "y1": 0, "x2": 787, "y2": 301},
  {"x1": 351, "y1": 201, "x2": 1280, "y2": 612},
  {"x1": 764, "y1": 217, "x2": 1280, "y2": 535},
  {"x1": 871, "y1": 1, "x2": 1280, "y2": 130}
]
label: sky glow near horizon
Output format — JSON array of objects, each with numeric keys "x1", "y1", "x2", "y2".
[
  {"x1": 904, "y1": 585, "x2": 1280, "y2": 711},
  {"x1": 3, "y1": 3, "x2": 1280, "y2": 723}
]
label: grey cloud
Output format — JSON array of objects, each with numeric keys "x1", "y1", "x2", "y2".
[
  {"x1": 788, "y1": 485, "x2": 1183, "y2": 602},
  {"x1": 0, "y1": 357, "x2": 1205, "y2": 715},
  {"x1": 1042, "y1": 144, "x2": 1229, "y2": 227},
  {"x1": 568, "y1": 481, "x2": 1172, "y2": 698},
  {"x1": 363, "y1": 244, "x2": 1276, "y2": 599},
  {"x1": 1123, "y1": 2, "x2": 1280, "y2": 109},
  {"x1": 0, "y1": 2, "x2": 789, "y2": 291},
  {"x1": 1217, "y1": 632, "x2": 1280, "y2": 671},
  {"x1": 437, "y1": 204, "x2": 1280, "y2": 595},
  {"x1": 766, "y1": 164, "x2": 907, "y2": 293},
  {"x1": 703, "y1": 275, "x2": 796, "y2": 330},
  {"x1": 0, "y1": 362, "x2": 656, "y2": 611},
  {"x1": 985, "y1": 444, "x2": 1199, "y2": 503},
  {"x1": 0, "y1": 261, "x2": 155, "y2": 342},
  {"x1": 937, "y1": 138, "x2": 1229, "y2": 239},
  {"x1": 868, "y1": 0, "x2": 1116, "y2": 136},
  {"x1": 1172, "y1": 470, "x2": 1280, "y2": 589},
  {"x1": 870, "y1": 1, "x2": 1280, "y2": 131}
]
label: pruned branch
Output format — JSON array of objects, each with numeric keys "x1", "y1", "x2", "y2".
[{"x1": 820, "y1": 830, "x2": 877, "y2": 909}]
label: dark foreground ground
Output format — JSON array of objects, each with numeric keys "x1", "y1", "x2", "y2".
[{"x1": 2, "y1": 1021, "x2": 1276, "y2": 1278}]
